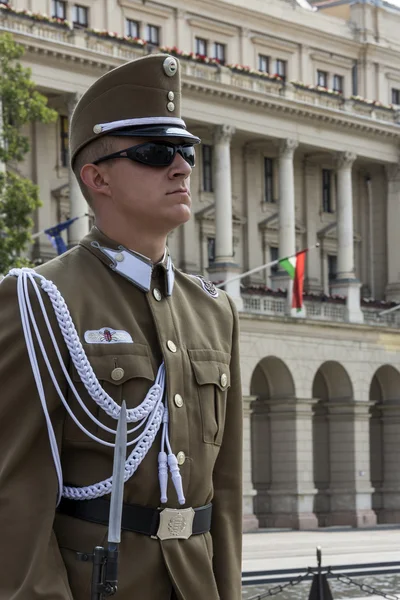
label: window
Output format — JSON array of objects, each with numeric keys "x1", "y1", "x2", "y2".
[
  {"x1": 258, "y1": 54, "x2": 270, "y2": 73},
  {"x1": 264, "y1": 157, "x2": 274, "y2": 203},
  {"x1": 202, "y1": 145, "x2": 213, "y2": 192},
  {"x1": 52, "y1": 0, "x2": 66, "y2": 19},
  {"x1": 146, "y1": 24, "x2": 160, "y2": 45},
  {"x1": 322, "y1": 169, "x2": 333, "y2": 213},
  {"x1": 392, "y1": 88, "x2": 400, "y2": 105},
  {"x1": 270, "y1": 246, "x2": 279, "y2": 273},
  {"x1": 59, "y1": 115, "x2": 69, "y2": 168},
  {"x1": 352, "y1": 62, "x2": 358, "y2": 96},
  {"x1": 276, "y1": 59, "x2": 287, "y2": 81},
  {"x1": 328, "y1": 254, "x2": 337, "y2": 282},
  {"x1": 214, "y1": 42, "x2": 226, "y2": 64},
  {"x1": 317, "y1": 70, "x2": 328, "y2": 88},
  {"x1": 207, "y1": 237, "x2": 216, "y2": 265},
  {"x1": 72, "y1": 4, "x2": 88, "y2": 27},
  {"x1": 196, "y1": 37, "x2": 208, "y2": 56},
  {"x1": 126, "y1": 19, "x2": 140, "y2": 39},
  {"x1": 333, "y1": 74, "x2": 343, "y2": 93}
]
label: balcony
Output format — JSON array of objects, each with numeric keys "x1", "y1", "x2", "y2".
[
  {"x1": 1, "y1": 8, "x2": 399, "y2": 131},
  {"x1": 242, "y1": 293, "x2": 400, "y2": 328}
]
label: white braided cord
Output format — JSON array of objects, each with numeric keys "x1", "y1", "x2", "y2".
[{"x1": 10, "y1": 268, "x2": 166, "y2": 502}]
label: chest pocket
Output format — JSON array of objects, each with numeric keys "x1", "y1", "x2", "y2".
[
  {"x1": 65, "y1": 343, "x2": 155, "y2": 443},
  {"x1": 188, "y1": 349, "x2": 231, "y2": 446}
]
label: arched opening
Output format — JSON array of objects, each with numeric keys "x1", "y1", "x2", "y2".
[
  {"x1": 312, "y1": 361, "x2": 353, "y2": 526},
  {"x1": 369, "y1": 365, "x2": 400, "y2": 523},
  {"x1": 250, "y1": 356, "x2": 295, "y2": 527}
]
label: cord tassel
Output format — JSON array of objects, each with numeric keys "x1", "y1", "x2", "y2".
[
  {"x1": 168, "y1": 454, "x2": 185, "y2": 505},
  {"x1": 158, "y1": 451, "x2": 168, "y2": 504}
]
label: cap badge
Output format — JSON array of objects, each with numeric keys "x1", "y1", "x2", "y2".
[
  {"x1": 167, "y1": 102, "x2": 175, "y2": 112},
  {"x1": 163, "y1": 56, "x2": 178, "y2": 77},
  {"x1": 93, "y1": 124, "x2": 102, "y2": 134}
]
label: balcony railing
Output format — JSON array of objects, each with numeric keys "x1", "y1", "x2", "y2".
[
  {"x1": 1, "y1": 9, "x2": 399, "y2": 129},
  {"x1": 242, "y1": 294, "x2": 400, "y2": 328}
]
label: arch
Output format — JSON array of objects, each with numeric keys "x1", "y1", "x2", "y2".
[
  {"x1": 250, "y1": 356, "x2": 295, "y2": 527},
  {"x1": 250, "y1": 355, "x2": 296, "y2": 400},
  {"x1": 311, "y1": 361, "x2": 354, "y2": 526},
  {"x1": 369, "y1": 365, "x2": 400, "y2": 522}
]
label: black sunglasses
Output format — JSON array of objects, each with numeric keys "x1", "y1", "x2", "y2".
[{"x1": 93, "y1": 141, "x2": 196, "y2": 168}]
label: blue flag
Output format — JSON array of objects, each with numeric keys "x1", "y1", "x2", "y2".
[{"x1": 45, "y1": 217, "x2": 78, "y2": 255}]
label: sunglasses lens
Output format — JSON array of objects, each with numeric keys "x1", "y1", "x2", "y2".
[
  {"x1": 129, "y1": 143, "x2": 175, "y2": 166},
  {"x1": 181, "y1": 146, "x2": 196, "y2": 167}
]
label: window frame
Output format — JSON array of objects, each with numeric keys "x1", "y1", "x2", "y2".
[
  {"x1": 264, "y1": 157, "x2": 274, "y2": 203},
  {"x1": 202, "y1": 144, "x2": 213, "y2": 193},
  {"x1": 258, "y1": 54, "x2": 270, "y2": 73},
  {"x1": 125, "y1": 18, "x2": 140, "y2": 39},
  {"x1": 392, "y1": 88, "x2": 400, "y2": 105},
  {"x1": 72, "y1": 4, "x2": 88, "y2": 27},
  {"x1": 146, "y1": 24, "x2": 160, "y2": 45},
  {"x1": 328, "y1": 254, "x2": 337, "y2": 282},
  {"x1": 195, "y1": 37, "x2": 208, "y2": 57},
  {"x1": 270, "y1": 246, "x2": 279, "y2": 273},
  {"x1": 51, "y1": 0, "x2": 66, "y2": 20},
  {"x1": 276, "y1": 59, "x2": 287, "y2": 81},
  {"x1": 317, "y1": 70, "x2": 328, "y2": 88},
  {"x1": 207, "y1": 237, "x2": 216, "y2": 265},
  {"x1": 322, "y1": 169, "x2": 333, "y2": 214},
  {"x1": 214, "y1": 42, "x2": 226, "y2": 64},
  {"x1": 333, "y1": 74, "x2": 344, "y2": 94},
  {"x1": 59, "y1": 115, "x2": 69, "y2": 168}
]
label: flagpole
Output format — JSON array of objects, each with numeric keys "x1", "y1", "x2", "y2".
[
  {"x1": 378, "y1": 303, "x2": 400, "y2": 317},
  {"x1": 215, "y1": 243, "x2": 320, "y2": 289},
  {"x1": 31, "y1": 213, "x2": 90, "y2": 240}
]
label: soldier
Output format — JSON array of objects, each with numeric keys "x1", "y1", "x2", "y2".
[{"x1": 0, "y1": 54, "x2": 242, "y2": 600}]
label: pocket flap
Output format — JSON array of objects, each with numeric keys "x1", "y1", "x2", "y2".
[
  {"x1": 71, "y1": 343, "x2": 154, "y2": 385},
  {"x1": 188, "y1": 349, "x2": 231, "y2": 391}
]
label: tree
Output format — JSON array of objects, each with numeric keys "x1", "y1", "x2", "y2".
[{"x1": 0, "y1": 33, "x2": 57, "y2": 274}]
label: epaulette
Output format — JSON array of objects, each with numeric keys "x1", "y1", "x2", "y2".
[{"x1": 189, "y1": 275, "x2": 219, "y2": 299}]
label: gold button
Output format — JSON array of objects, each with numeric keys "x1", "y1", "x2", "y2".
[
  {"x1": 168, "y1": 91, "x2": 175, "y2": 101},
  {"x1": 167, "y1": 340, "x2": 177, "y2": 353},
  {"x1": 220, "y1": 373, "x2": 228, "y2": 388},
  {"x1": 111, "y1": 367, "x2": 125, "y2": 381},
  {"x1": 167, "y1": 101, "x2": 175, "y2": 112},
  {"x1": 174, "y1": 394, "x2": 183, "y2": 408},
  {"x1": 93, "y1": 124, "x2": 102, "y2": 134},
  {"x1": 153, "y1": 288, "x2": 162, "y2": 301},
  {"x1": 115, "y1": 253, "x2": 124, "y2": 263},
  {"x1": 177, "y1": 451, "x2": 186, "y2": 465}
]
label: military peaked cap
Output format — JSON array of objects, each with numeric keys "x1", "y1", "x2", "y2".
[{"x1": 69, "y1": 53, "x2": 200, "y2": 167}]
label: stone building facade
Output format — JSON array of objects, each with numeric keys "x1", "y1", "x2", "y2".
[{"x1": 2, "y1": 0, "x2": 400, "y2": 531}]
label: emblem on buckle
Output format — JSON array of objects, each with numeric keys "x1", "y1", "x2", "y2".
[{"x1": 156, "y1": 508, "x2": 195, "y2": 541}]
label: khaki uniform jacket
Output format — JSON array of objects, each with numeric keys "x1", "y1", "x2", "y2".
[{"x1": 0, "y1": 228, "x2": 243, "y2": 600}]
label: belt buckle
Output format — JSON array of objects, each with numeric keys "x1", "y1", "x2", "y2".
[{"x1": 156, "y1": 507, "x2": 195, "y2": 541}]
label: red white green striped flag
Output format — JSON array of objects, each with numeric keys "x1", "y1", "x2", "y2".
[{"x1": 279, "y1": 250, "x2": 307, "y2": 310}]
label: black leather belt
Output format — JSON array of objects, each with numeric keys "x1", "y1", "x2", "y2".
[{"x1": 57, "y1": 497, "x2": 212, "y2": 540}]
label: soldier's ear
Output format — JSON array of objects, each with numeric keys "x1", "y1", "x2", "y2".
[{"x1": 80, "y1": 163, "x2": 112, "y2": 198}]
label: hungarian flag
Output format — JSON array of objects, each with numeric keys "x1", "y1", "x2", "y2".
[{"x1": 279, "y1": 250, "x2": 307, "y2": 310}]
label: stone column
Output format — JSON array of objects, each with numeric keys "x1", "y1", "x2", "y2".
[
  {"x1": 331, "y1": 152, "x2": 363, "y2": 323},
  {"x1": 385, "y1": 165, "x2": 400, "y2": 302},
  {"x1": 240, "y1": 28, "x2": 252, "y2": 66},
  {"x1": 207, "y1": 125, "x2": 242, "y2": 308},
  {"x1": 263, "y1": 398, "x2": 318, "y2": 530},
  {"x1": 244, "y1": 146, "x2": 263, "y2": 281},
  {"x1": 180, "y1": 217, "x2": 198, "y2": 273},
  {"x1": 242, "y1": 396, "x2": 259, "y2": 532},
  {"x1": 304, "y1": 160, "x2": 321, "y2": 292},
  {"x1": 379, "y1": 401, "x2": 400, "y2": 523},
  {"x1": 273, "y1": 139, "x2": 298, "y2": 313},
  {"x1": 326, "y1": 401, "x2": 376, "y2": 527},
  {"x1": 67, "y1": 93, "x2": 89, "y2": 246}
]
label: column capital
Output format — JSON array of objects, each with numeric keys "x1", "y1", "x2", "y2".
[
  {"x1": 214, "y1": 124, "x2": 236, "y2": 145},
  {"x1": 385, "y1": 163, "x2": 400, "y2": 182},
  {"x1": 278, "y1": 138, "x2": 298, "y2": 159},
  {"x1": 337, "y1": 151, "x2": 357, "y2": 170}
]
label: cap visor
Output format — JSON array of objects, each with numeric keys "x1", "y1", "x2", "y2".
[{"x1": 111, "y1": 125, "x2": 201, "y2": 144}]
